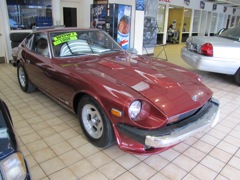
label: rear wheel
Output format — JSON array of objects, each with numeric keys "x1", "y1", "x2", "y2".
[
  {"x1": 77, "y1": 95, "x2": 114, "y2": 148},
  {"x1": 235, "y1": 68, "x2": 240, "y2": 86},
  {"x1": 17, "y1": 63, "x2": 36, "y2": 93}
]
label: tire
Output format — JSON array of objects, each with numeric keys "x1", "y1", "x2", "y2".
[
  {"x1": 77, "y1": 95, "x2": 114, "y2": 148},
  {"x1": 17, "y1": 63, "x2": 36, "y2": 93},
  {"x1": 235, "y1": 68, "x2": 240, "y2": 86}
]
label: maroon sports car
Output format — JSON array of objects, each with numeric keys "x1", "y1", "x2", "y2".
[{"x1": 15, "y1": 28, "x2": 220, "y2": 154}]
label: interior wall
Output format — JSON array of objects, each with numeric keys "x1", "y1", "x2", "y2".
[
  {"x1": 184, "y1": 9, "x2": 192, "y2": 32},
  {"x1": 0, "y1": 0, "x2": 11, "y2": 63},
  {"x1": 60, "y1": 0, "x2": 93, "y2": 28},
  {"x1": 0, "y1": 8, "x2": 6, "y2": 60},
  {"x1": 168, "y1": 8, "x2": 184, "y2": 31}
]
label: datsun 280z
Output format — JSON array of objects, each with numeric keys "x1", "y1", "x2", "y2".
[{"x1": 15, "y1": 28, "x2": 220, "y2": 154}]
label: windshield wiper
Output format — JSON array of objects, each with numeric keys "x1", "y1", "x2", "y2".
[{"x1": 61, "y1": 53, "x2": 100, "y2": 57}]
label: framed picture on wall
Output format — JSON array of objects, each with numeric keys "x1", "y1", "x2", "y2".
[
  {"x1": 136, "y1": 0, "x2": 144, "y2": 11},
  {"x1": 224, "y1": 6, "x2": 227, "y2": 13},
  {"x1": 233, "y1": 8, "x2": 236, "y2": 14},
  {"x1": 184, "y1": 0, "x2": 190, "y2": 6},
  {"x1": 200, "y1": 1, "x2": 205, "y2": 9},
  {"x1": 213, "y1": 4, "x2": 217, "y2": 11}
]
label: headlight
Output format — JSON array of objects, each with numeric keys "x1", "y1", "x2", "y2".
[
  {"x1": 128, "y1": 100, "x2": 142, "y2": 119},
  {"x1": 0, "y1": 152, "x2": 27, "y2": 180}
]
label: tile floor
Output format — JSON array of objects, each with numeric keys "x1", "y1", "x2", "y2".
[{"x1": 0, "y1": 44, "x2": 240, "y2": 180}]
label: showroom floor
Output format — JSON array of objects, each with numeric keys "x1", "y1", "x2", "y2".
[{"x1": 1, "y1": 44, "x2": 240, "y2": 180}]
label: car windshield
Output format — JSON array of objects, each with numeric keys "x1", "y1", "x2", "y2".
[
  {"x1": 50, "y1": 30, "x2": 122, "y2": 57},
  {"x1": 218, "y1": 26, "x2": 240, "y2": 41}
]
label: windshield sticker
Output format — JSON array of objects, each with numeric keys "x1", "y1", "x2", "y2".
[{"x1": 53, "y1": 32, "x2": 78, "y2": 46}]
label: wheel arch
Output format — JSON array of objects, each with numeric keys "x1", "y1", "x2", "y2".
[{"x1": 72, "y1": 91, "x2": 111, "y2": 118}]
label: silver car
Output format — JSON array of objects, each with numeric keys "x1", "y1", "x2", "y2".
[{"x1": 181, "y1": 26, "x2": 240, "y2": 85}]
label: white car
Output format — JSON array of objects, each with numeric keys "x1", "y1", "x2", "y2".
[{"x1": 181, "y1": 26, "x2": 240, "y2": 85}]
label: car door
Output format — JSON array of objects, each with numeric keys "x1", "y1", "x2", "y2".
[
  {"x1": 21, "y1": 31, "x2": 77, "y2": 109},
  {"x1": 22, "y1": 32, "x2": 55, "y2": 96}
]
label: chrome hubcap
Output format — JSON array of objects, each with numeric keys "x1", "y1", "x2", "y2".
[
  {"x1": 82, "y1": 104, "x2": 103, "y2": 139},
  {"x1": 18, "y1": 67, "x2": 26, "y2": 87}
]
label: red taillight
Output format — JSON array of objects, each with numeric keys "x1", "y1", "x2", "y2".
[{"x1": 200, "y1": 43, "x2": 213, "y2": 56}]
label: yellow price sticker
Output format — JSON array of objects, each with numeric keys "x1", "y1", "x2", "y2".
[{"x1": 53, "y1": 32, "x2": 78, "y2": 46}]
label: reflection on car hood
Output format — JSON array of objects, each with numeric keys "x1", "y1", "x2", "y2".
[{"x1": 65, "y1": 52, "x2": 213, "y2": 117}]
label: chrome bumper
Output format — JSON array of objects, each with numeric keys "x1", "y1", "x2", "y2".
[{"x1": 145, "y1": 98, "x2": 220, "y2": 148}]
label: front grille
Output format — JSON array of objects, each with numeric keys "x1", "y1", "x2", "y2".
[{"x1": 167, "y1": 99, "x2": 212, "y2": 126}]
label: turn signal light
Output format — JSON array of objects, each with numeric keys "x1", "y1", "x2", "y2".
[
  {"x1": 111, "y1": 108, "x2": 122, "y2": 117},
  {"x1": 200, "y1": 43, "x2": 213, "y2": 56}
]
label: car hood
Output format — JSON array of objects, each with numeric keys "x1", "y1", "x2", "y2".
[
  {"x1": 64, "y1": 52, "x2": 213, "y2": 117},
  {"x1": 188, "y1": 36, "x2": 240, "y2": 59}
]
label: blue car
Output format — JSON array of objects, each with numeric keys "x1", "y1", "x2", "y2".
[{"x1": 0, "y1": 99, "x2": 31, "y2": 179}]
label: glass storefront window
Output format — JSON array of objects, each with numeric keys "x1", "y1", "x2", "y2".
[
  {"x1": 230, "y1": 16, "x2": 235, "y2": 27},
  {"x1": 183, "y1": 9, "x2": 191, "y2": 32},
  {"x1": 7, "y1": 0, "x2": 52, "y2": 30},
  {"x1": 157, "y1": 5, "x2": 165, "y2": 33},
  {"x1": 217, "y1": 13, "x2": 223, "y2": 32},
  {"x1": 192, "y1": 10, "x2": 201, "y2": 33},
  {"x1": 236, "y1": 16, "x2": 240, "y2": 26},
  {"x1": 210, "y1": 13, "x2": 217, "y2": 33}
]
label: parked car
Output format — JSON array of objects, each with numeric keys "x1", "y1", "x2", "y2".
[
  {"x1": 0, "y1": 98, "x2": 31, "y2": 179},
  {"x1": 181, "y1": 25, "x2": 240, "y2": 85},
  {"x1": 15, "y1": 28, "x2": 220, "y2": 154},
  {"x1": 9, "y1": 18, "x2": 25, "y2": 30},
  {"x1": 215, "y1": 27, "x2": 227, "y2": 36}
]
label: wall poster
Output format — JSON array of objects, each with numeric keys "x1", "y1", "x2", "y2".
[
  {"x1": 117, "y1": 5, "x2": 131, "y2": 50},
  {"x1": 136, "y1": 0, "x2": 144, "y2": 11},
  {"x1": 90, "y1": 4, "x2": 107, "y2": 30}
]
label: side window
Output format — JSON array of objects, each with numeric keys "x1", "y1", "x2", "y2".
[
  {"x1": 32, "y1": 33, "x2": 49, "y2": 57},
  {"x1": 24, "y1": 34, "x2": 34, "y2": 50}
]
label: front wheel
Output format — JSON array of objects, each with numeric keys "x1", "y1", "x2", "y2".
[
  {"x1": 235, "y1": 68, "x2": 240, "y2": 86},
  {"x1": 17, "y1": 63, "x2": 36, "y2": 93},
  {"x1": 77, "y1": 95, "x2": 114, "y2": 148}
]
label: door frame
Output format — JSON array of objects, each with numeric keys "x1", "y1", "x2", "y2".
[
  {"x1": 61, "y1": 1, "x2": 82, "y2": 27},
  {"x1": 63, "y1": 7, "x2": 77, "y2": 27}
]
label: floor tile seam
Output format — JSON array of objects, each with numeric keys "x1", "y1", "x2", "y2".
[
  {"x1": 226, "y1": 148, "x2": 240, "y2": 169},
  {"x1": 112, "y1": 170, "x2": 136, "y2": 180},
  {"x1": 200, "y1": 128, "x2": 239, "y2": 162},
  {"x1": 165, "y1": 146, "x2": 210, "y2": 179},
  {"x1": 198, "y1": 131, "x2": 235, "y2": 155},
  {"x1": 71, "y1": 157, "x2": 110, "y2": 179},
  {"x1": 216, "y1": 147, "x2": 240, "y2": 179},
  {"x1": 21, "y1": 127, "x2": 76, "y2": 156},
  {"x1": 209, "y1": 87, "x2": 240, "y2": 95},
  {"x1": 46, "y1": 167, "x2": 79, "y2": 179},
  {"x1": 120, "y1": 160, "x2": 157, "y2": 179},
  {"x1": 38, "y1": 160, "x2": 68, "y2": 178}
]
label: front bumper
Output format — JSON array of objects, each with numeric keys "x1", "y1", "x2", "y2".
[{"x1": 117, "y1": 98, "x2": 220, "y2": 148}]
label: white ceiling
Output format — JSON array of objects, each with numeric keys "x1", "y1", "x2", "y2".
[{"x1": 204, "y1": 0, "x2": 240, "y2": 8}]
